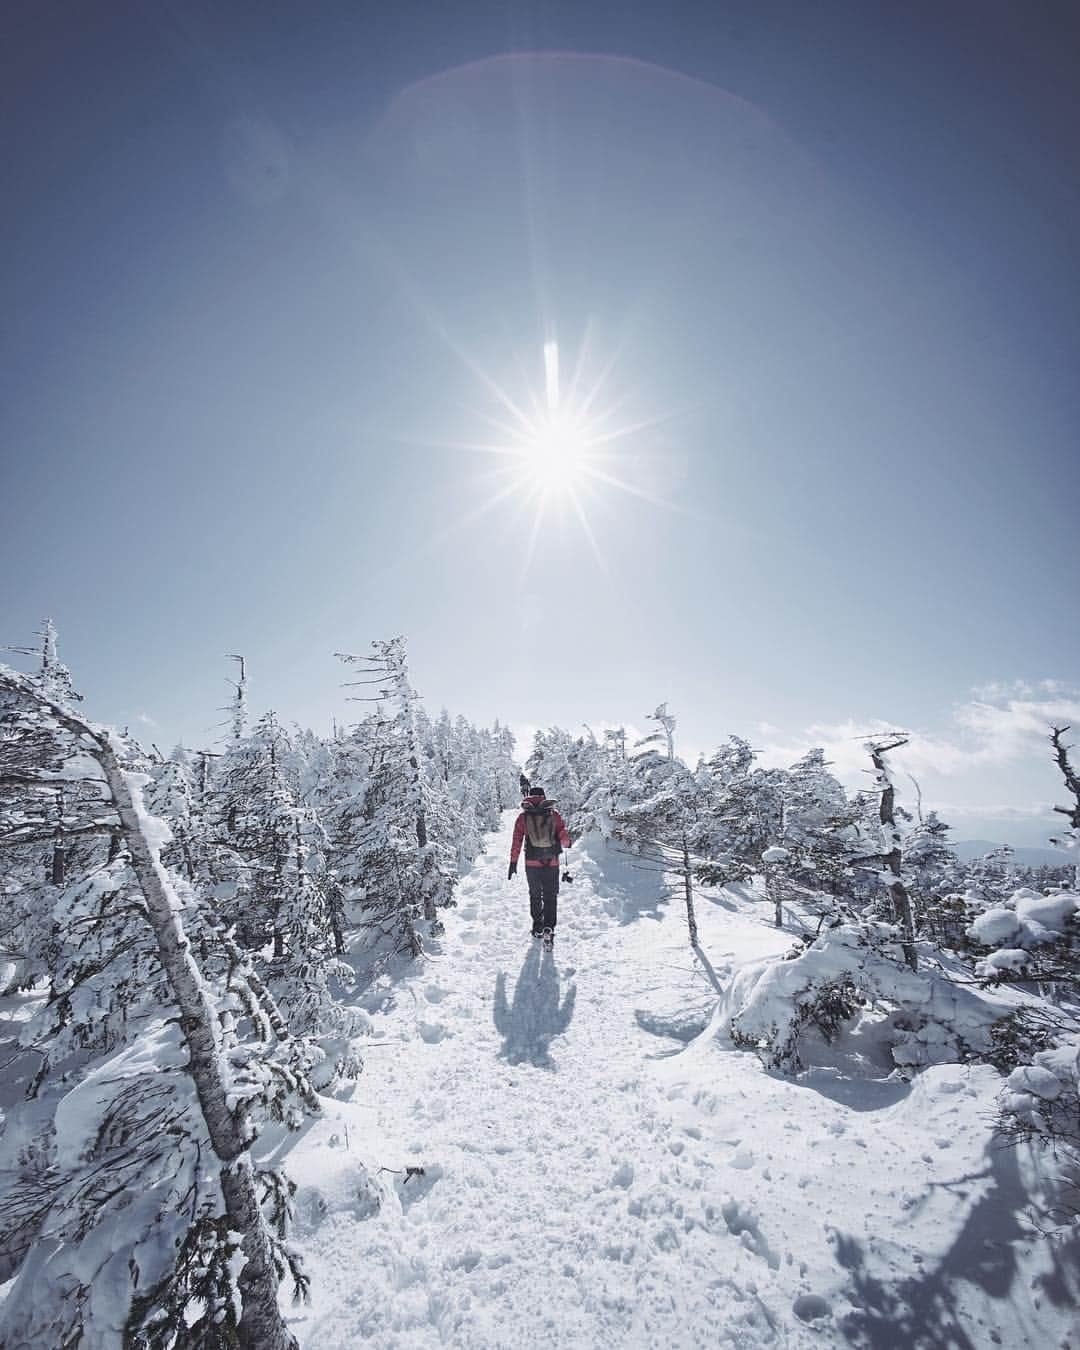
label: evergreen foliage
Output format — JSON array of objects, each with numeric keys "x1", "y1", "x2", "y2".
[
  {"x1": 2, "y1": 618, "x2": 1077, "y2": 1337},
  {"x1": 0, "y1": 626, "x2": 516, "y2": 1345}
]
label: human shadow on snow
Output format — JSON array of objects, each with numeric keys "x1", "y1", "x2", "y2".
[
  {"x1": 833, "y1": 1141, "x2": 1080, "y2": 1348},
  {"x1": 493, "y1": 942, "x2": 576, "y2": 1069}
]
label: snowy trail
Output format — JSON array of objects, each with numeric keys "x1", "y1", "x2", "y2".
[{"x1": 282, "y1": 815, "x2": 1077, "y2": 1349}]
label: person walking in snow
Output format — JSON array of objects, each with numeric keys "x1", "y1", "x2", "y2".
[{"x1": 508, "y1": 785, "x2": 570, "y2": 940}]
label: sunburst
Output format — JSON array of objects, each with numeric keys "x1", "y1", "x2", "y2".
[{"x1": 430, "y1": 334, "x2": 680, "y2": 572}]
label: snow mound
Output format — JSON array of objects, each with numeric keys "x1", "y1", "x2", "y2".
[
  {"x1": 1001, "y1": 1033, "x2": 1080, "y2": 1134},
  {"x1": 968, "y1": 888, "x2": 1078, "y2": 950},
  {"x1": 720, "y1": 923, "x2": 1020, "y2": 1073}
]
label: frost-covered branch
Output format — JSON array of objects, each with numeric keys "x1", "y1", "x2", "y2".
[{"x1": 0, "y1": 665, "x2": 300, "y2": 1350}]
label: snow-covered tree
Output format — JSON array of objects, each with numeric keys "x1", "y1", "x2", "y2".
[
  {"x1": 334, "y1": 638, "x2": 456, "y2": 956},
  {"x1": 0, "y1": 627, "x2": 109, "y2": 994},
  {"x1": 779, "y1": 748, "x2": 859, "y2": 896},
  {"x1": 613, "y1": 707, "x2": 702, "y2": 947},
  {"x1": 0, "y1": 665, "x2": 311, "y2": 1350},
  {"x1": 694, "y1": 737, "x2": 785, "y2": 886},
  {"x1": 205, "y1": 712, "x2": 354, "y2": 1035},
  {"x1": 525, "y1": 726, "x2": 590, "y2": 829},
  {"x1": 848, "y1": 737, "x2": 918, "y2": 971},
  {"x1": 1049, "y1": 724, "x2": 1080, "y2": 887},
  {"x1": 904, "y1": 809, "x2": 963, "y2": 937}
]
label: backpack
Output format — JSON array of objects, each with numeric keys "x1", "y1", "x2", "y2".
[{"x1": 523, "y1": 803, "x2": 560, "y2": 861}]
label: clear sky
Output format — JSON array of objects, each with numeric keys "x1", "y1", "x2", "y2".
[{"x1": 3, "y1": 1, "x2": 1078, "y2": 845}]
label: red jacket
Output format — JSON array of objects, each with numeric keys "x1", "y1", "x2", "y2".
[{"x1": 511, "y1": 807, "x2": 570, "y2": 868}]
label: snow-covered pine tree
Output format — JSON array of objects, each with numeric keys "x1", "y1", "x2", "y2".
[
  {"x1": 226, "y1": 652, "x2": 249, "y2": 740},
  {"x1": 489, "y1": 718, "x2": 519, "y2": 811},
  {"x1": 904, "y1": 809, "x2": 963, "y2": 939},
  {"x1": 613, "y1": 705, "x2": 702, "y2": 947},
  {"x1": 0, "y1": 664, "x2": 312, "y2": 1350},
  {"x1": 4, "y1": 617, "x2": 84, "y2": 707},
  {"x1": 576, "y1": 726, "x2": 633, "y2": 839},
  {"x1": 693, "y1": 737, "x2": 785, "y2": 887},
  {"x1": 206, "y1": 710, "x2": 354, "y2": 1036},
  {"x1": 848, "y1": 736, "x2": 918, "y2": 971},
  {"x1": 144, "y1": 746, "x2": 208, "y2": 886},
  {"x1": 336, "y1": 638, "x2": 456, "y2": 955},
  {"x1": 0, "y1": 623, "x2": 108, "y2": 995},
  {"x1": 759, "y1": 749, "x2": 861, "y2": 925},
  {"x1": 212, "y1": 710, "x2": 303, "y2": 957},
  {"x1": 525, "y1": 726, "x2": 589, "y2": 828},
  {"x1": 643, "y1": 702, "x2": 676, "y2": 762}
]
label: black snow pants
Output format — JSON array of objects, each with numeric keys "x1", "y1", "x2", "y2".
[{"x1": 526, "y1": 864, "x2": 559, "y2": 932}]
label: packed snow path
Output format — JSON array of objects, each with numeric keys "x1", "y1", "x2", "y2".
[{"x1": 283, "y1": 815, "x2": 1078, "y2": 1349}]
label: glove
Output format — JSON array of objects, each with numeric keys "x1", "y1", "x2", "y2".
[{"x1": 507, "y1": 861, "x2": 517, "y2": 879}]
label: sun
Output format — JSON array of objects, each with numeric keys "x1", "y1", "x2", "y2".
[
  {"x1": 526, "y1": 409, "x2": 588, "y2": 487},
  {"x1": 427, "y1": 332, "x2": 680, "y2": 571},
  {"x1": 517, "y1": 340, "x2": 589, "y2": 490}
]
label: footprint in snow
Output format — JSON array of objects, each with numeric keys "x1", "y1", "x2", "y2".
[
  {"x1": 612, "y1": 1161, "x2": 634, "y2": 1189},
  {"x1": 793, "y1": 1293, "x2": 831, "y2": 1323},
  {"x1": 721, "y1": 1199, "x2": 780, "y2": 1270}
]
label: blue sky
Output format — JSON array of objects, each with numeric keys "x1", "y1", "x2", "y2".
[{"x1": 3, "y1": 1, "x2": 1078, "y2": 844}]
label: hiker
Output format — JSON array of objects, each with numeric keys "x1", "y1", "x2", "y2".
[
  {"x1": 508, "y1": 786, "x2": 570, "y2": 939},
  {"x1": 518, "y1": 770, "x2": 531, "y2": 797}
]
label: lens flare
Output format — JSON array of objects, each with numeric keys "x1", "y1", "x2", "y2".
[{"x1": 426, "y1": 334, "x2": 682, "y2": 572}]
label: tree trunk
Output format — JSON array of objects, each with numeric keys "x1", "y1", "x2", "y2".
[
  {"x1": 1049, "y1": 726, "x2": 1080, "y2": 889},
  {"x1": 49, "y1": 786, "x2": 66, "y2": 885},
  {"x1": 766, "y1": 865, "x2": 782, "y2": 928},
  {"x1": 50, "y1": 833, "x2": 65, "y2": 885},
  {"x1": 681, "y1": 836, "x2": 699, "y2": 947},
  {"x1": 871, "y1": 745, "x2": 918, "y2": 972}
]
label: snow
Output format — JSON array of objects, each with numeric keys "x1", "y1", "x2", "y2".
[
  {"x1": 121, "y1": 766, "x2": 175, "y2": 856},
  {"x1": 980, "y1": 948, "x2": 1034, "y2": 973},
  {"x1": 968, "y1": 888, "x2": 1078, "y2": 951},
  {"x1": 969, "y1": 907, "x2": 1021, "y2": 946},
  {"x1": 277, "y1": 814, "x2": 1077, "y2": 1349},
  {"x1": 51, "y1": 1022, "x2": 188, "y2": 1171},
  {"x1": 1015, "y1": 889, "x2": 1078, "y2": 934},
  {"x1": 0, "y1": 1021, "x2": 214, "y2": 1348},
  {"x1": 1007, "y1": 1064, "x2": 1063, "y2": 1103},
  {"x1": 1002, "y1": 1036, "x2": 1080, "y2": 1136},
  {"x1": 760, "y1": 846, "x2": 789, "y2": 863}
]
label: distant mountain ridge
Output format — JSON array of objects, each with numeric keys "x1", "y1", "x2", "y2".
[{"x1": 951, "y1": 840, "x2": 1074, "y2": 868}]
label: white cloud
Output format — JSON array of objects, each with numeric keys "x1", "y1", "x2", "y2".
[
  {"x1": 136, "y1": 712, "x2": 158, "y2": 728},
  {"x1": 971, "y1": 678, "x2": 1073, "y2": 701},
  {"x1": 952, "y1": 692, "x2": 1080, "y2": 764},
  {"x1": 754, "y1": 682, "x2": 1080, "y2": 787},
  {"x1": 932, "y1": 801, "x2": 1057, "y2": 820}
]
